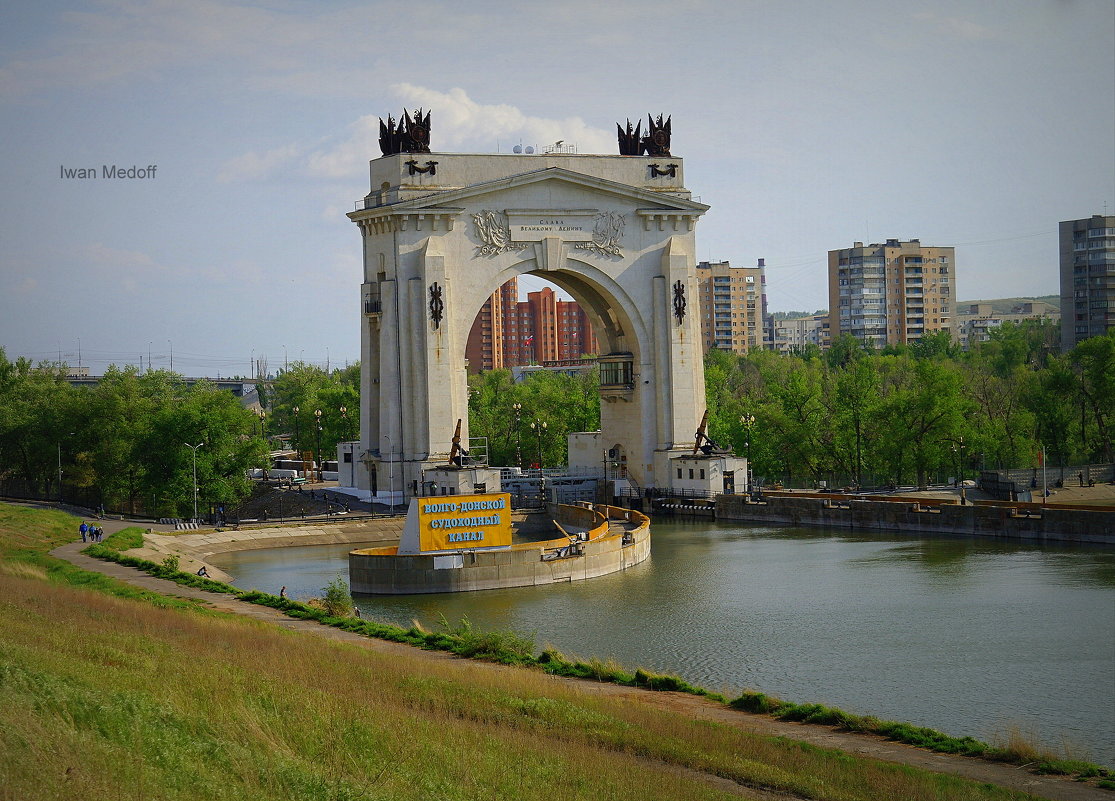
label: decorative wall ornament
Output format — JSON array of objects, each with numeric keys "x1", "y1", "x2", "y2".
[
  {"x1": 649, "y1": 163, "x2": 678, "y2": 178},
  {"x1": 673, "y1": 279, "x2": 686, "y2": 324},
  {"x1": 474, "y1": 210, "x2": 624, "y2": 258},
  {"x1": 617, "y1": 118, "x2": 643, "y2": 155},
  {"x1": 574, "y1": 212, "x2": 625, "y2": 257},
  {"x1": 406, "y1": 160, "x2": 438, "y2": 175},
  {"x1": 615, "y1": 114, "x2": 672, "y2": 156},
  {"x1": 428, "y1": 282, "x2": 444, "y2": 328},
  {"x1": 644, "y1": 114, "x2": 672, "y2": 157},
  {"x1": 472, "y1": 210, "x2": 520, "y2": 255},
  {"x1": 379, "y1": 108, "x2": 432, "y2": 156}
]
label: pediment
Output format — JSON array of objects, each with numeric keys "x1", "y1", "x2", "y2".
[{"x1": 385, "y1": 167, "x2": 709, "y2": 215}]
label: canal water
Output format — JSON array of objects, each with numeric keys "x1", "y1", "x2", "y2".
[{"x1": 210, "y1": 519, "x2": 1115, "y2": 765}]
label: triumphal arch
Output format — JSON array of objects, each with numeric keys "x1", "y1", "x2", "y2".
[{"x1": 348, "y1": 112, "x2": 709, "y2": 504}]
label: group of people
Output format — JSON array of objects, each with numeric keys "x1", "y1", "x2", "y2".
[{"x1": 78, "y1": 521, "x2": 103, "y2": 542}]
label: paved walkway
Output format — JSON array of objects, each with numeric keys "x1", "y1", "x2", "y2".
[{"x1": 47, "y1": 534, "x2": 1109, "y2": 800}]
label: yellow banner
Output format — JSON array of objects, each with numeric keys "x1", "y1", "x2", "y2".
[{"x1": 417, "y1": 493, "x2": 512, "y2": 553}]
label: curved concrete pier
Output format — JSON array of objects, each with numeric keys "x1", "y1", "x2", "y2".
[{"x1": 349, "y1": 504, "x2": 651, "y2": 594}]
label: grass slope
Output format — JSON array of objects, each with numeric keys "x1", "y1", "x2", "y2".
[{"x1": 0, "y1": 503, "x2": 1091, "y2": 799}]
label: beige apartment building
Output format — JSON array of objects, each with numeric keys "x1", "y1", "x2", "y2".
[
  {"x1": 696, "y1": 259, "x2": 769, "y2": 354},
  {"x1": 828, "y1": 239, "x2": 955, "y2": 347}
]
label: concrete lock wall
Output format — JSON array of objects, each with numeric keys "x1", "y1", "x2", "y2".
[
  {"x1": 714, "y1": 494, "x2": 1115, "y2": 545},
  {"x1": 349, "y1": 504, "x2": 650, "y2": 594}
]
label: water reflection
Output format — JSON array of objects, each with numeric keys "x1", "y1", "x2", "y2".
[{"x1": 210, "y1": 520, "x2": 1115, "y2": 765}]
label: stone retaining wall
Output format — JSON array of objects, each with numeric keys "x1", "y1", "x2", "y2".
[
  {"x1": 349, "y1": 505, "x2": 651, "y2": 594},
  {"x1": 715, "y1": 494, "x2": 1115, "y2": 545}
]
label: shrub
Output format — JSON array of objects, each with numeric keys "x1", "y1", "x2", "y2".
[
  {"x1": 320, "y1": 576, "x2": 352, "y2": 618},
  {"x1": 161, "y1": 555, "x2": 180, "y2": 572}
]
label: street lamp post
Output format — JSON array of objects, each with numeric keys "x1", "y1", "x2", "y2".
[
  {"x1": 185, "y1": 442, "x2": 203, "y2": 523},
  {"x1": 257, "y1": 409, "x2": 268, "y2": 483},
  {"x1": 292, "y1": 405, "x2": 300, "y2": 469},
  {"x1": 530, "y1": 419, "x2": 547, "y2": 505},
  {"x1": 512, "y1": 403, "x2": 522, "y2": 470},
  {"x1": 740, "y1": 414, "x2": 756, "y2": 494},
  {"x1": 314, "y1": 408, "x2": 323, "y2": 482},
  {"x1": 958, "y1": 436, "x2": 966, "y2": 483}
]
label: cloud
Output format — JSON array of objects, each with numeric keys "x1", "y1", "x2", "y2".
[
  {"x1": 304, "y1": 85, "x2": 614, "y2": 179},
  {"x1": 217, "y1": 144, "x2": 300, "y2": 184},
  {"x1": 913, "y1": 12, "x2": 998, "y2": 41},
  {"x1": 217, "y1": 85, "x2": 617, "y2": 183},
  {"x1": 86, "y1": 242, "x2": 157, "y2": 269},
  {"x1": 14, "y1": 277, "x2": 38, "y2": 295},
  {"x1": 389, "y1": 84, "x2": 614, "y2": 155},
  {"x1": 80, "y1": 242, "x2": 162, "y2": 293},
  {"x1": 0, "y1": 0, "x2": 349, "y2": 98}
]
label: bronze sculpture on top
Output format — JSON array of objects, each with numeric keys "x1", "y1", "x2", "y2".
[
  {"x1": 379, "y1": 108, "x2": 432, "y2": 156},
  {"x1": 616, "y1": 114, "x2": 671, "y2": 157}
]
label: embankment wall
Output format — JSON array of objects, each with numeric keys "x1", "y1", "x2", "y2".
[{"x1": 714, "y1": 494, "x2": 1115, "y2": 545}]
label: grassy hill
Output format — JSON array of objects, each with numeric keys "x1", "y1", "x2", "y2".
[{"x1": 0, "y1": 503, "x2": 1099, "y2": 800}]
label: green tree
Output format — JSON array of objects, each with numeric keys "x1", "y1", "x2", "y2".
[
  {"x1": 874, "y1": 357, "x2": 967, "y2": 486},
  {"x1": 829, "y1": 358, "x2": 881, "y2": 485},
  {"x1": 1071, "y1": 330, "x2": 1115, "y2": 462}
]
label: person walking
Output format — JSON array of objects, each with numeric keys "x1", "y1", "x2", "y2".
[{"x1": 79, "y1": 521, "x2": 88, "y2": 542}]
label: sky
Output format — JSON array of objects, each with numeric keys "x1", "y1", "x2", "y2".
[{"x1": 1, "y1": 0, "x2": 1112, "y2": 377}]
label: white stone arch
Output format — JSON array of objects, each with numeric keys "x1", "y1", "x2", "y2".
[{"x1": 349, "y1": 152, "x2": 710, "y2": 503}]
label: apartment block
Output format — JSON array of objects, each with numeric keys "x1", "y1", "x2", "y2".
[
  {"x1": 771, "y1": 314, "x2": 831, "y2": 354},
  {"x1": 465, "y1": 279, "x2": 598, "y2": 372},
  {"x1": 696, "y1": 259, "x2": 769, "y2": 354},
  {"x1": 955, "y1": 300, "x2": 1060, "y2": 349},
  {"x1": 828, "y1": 239, "x2": 955, "y2": 347},
  {"x1": 1060, "y1": 214, "x2": 1115, "y2": 351}
]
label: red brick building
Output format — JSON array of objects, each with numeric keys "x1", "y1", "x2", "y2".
[{"x1": 466, "y1": 278, "x2": 598, "y2": 372}]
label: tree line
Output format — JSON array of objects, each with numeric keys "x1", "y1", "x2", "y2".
[
  {"x1": 0, "y1": 352, "x2": 361, "y2": 517},
  {"x1": 703, "y1": 323, "x2": 1114, "y2": 488},
  {"x1": 0, "y1": 351, "x2": 266, "y2": 516},
  {"x1": 462, "y1": 322, "x2": 1115, "y2": 489},
  {"x1": 3, "y1": 320, "x2": 1111, "y2": 512}
]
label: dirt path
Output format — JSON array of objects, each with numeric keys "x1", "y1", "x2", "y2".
[{"x1": 50, "y1": 539, "x2": 1110, "y2": 801}]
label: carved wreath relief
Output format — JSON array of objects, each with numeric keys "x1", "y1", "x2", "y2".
[
  {"x1": 472, "y1": 210, "x2": 624, "y2": 257},
  {"x1": 575, "y1": 211, "x2": 624, "y2": 257},
  {"x1": 471, "y1": 210, "x2": 525, "y2": 256},
  {"x1": 428, "y1": 282, "x2": 444, "y2": 329}
]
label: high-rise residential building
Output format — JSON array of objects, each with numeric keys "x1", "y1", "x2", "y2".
[
  {"x1": 771, "y1": 314, "x2": 831, "y2": 354},
  {"x1": 695, "y1": 259, "x2": 768, "y2": 354},
  {"x1": 465, "y1": 279, "x2": 598, "y2": 372},
  {"x1": 1059, "y1": 214, "x2": 1115, "y2": 351},
  {"x1": 828, "y1": 239, "x2": 955, "y2": 347}
]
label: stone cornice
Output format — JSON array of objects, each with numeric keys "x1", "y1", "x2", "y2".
[
  {"x1": 636, "y1": 209, "x2": 703, "y2": 231},
  {"x1": 376, "y1": 167, "x2": 709, "y2": 214},
  {"x1": 350, "y1": 209, "x2": 464, "y2": 236}
]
